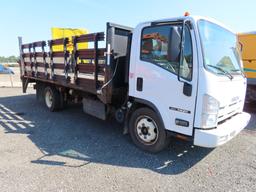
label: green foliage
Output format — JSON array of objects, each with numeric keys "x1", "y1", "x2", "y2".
[{"x1": 0, "y1": 56, "x2": 19, "y2": 63}]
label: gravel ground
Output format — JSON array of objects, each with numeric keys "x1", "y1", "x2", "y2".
[{"x1": 0, "y1": 88, "x2": 255, "y2": 192}]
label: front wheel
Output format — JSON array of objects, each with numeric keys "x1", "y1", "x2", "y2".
[{"x1": 129, "y1": 107, "x2": 169, "y2": 153}]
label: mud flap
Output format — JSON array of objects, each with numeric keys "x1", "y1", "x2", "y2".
[{"x1": 22, "y1": 76, "x2": 29, "y2": 93}]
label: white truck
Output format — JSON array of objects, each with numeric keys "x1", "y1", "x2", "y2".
[{"x1": 18, "y1": 14, "x2": 250, "y2": 153}]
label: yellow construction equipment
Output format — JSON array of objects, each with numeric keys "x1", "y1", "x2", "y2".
[
  {"x1": 238, "y1": 32, "x2": 256, "y2": 102},
  {"x1": 51, "y1": 27, "x2": 89, "y2": 52}
]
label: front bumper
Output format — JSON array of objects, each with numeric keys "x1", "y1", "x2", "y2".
[{"x1": 193, "y1": 112, "x2": 251, "y2": 148}]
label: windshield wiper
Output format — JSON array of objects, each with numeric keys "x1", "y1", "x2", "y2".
[
  {"x1": 207, "y1": 65, "x2": 233, "y2": 80},
  {"x1": 230, "y1": 69, "x2": 245, "y2": 77}
]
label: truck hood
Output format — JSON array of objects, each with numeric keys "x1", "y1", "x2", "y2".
[{"x1": 208, "y1": 75, "x2": 246, "y2": 122}]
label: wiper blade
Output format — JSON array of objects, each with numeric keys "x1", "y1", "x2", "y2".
[
  {"x1": 207, "y1": 65, "x2": 233, "y2": 80},
  {"x1": 230, "y1": 69, "x2": 245, "y2": 77}
]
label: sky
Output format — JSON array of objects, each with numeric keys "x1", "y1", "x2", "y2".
[{"x1": 0, "y1": 0, "x2": 256, "y2": 56}]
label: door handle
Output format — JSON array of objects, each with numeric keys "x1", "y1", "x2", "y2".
[
  {"x1": 137, "y1": 77, "x2": 143, "y2": 91},
  {"x1": 183, "y1": 82, "x2": 192, "y2": 96}
]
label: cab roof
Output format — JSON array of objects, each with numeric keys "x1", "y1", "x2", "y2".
[{"x1": 140, "y1": 15, "x2": 235, "y2": 34}]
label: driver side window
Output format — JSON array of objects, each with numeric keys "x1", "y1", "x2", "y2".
[
  {"x1": 180, "y1": 26, "x2": 193, "y2": 81},
  {"x1": 140, "y1": 24, "x2": 193, "y2": 81},
  {"x1": 141, "y1": 25, "x2": 182, "y2": 75}
]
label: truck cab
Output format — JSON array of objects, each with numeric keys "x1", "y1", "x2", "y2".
[{"x1": 124, "y1": 15, "x2": 250, "y2": 152}]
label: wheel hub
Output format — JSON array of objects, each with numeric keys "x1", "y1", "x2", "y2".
[
  {"x1": 45, "y1": 90, "x2": 53, "y2": 108},
  {"x1": 141, "y1": 126, "x2": 148, "y2": 135},
  {"x1": 136, "y1": 116, "x2": 158, "y2": 144}
]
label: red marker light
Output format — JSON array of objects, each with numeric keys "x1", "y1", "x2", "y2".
[{"x1": 184, "y1": 12, "x2": 190, "y2": 16}]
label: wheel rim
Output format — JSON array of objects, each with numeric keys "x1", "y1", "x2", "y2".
[
  {"x1": 45, "y1": 90, "x2": 53, "y2": 108},
  {"x1": 135, "y1": 115, "x2": 158, "y2": 145}
]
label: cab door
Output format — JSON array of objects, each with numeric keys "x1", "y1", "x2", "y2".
[{"x1": 129, "y1": 21, "x2": 198, "y2": 136}]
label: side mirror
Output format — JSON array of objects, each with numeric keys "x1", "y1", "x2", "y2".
[{"x1": 167, "y1": 27, "x2": 181, "y2": 63}]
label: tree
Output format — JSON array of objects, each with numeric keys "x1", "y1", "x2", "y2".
[{"x1": 0, "y1": 56, "x2": 19, "y2": 63}]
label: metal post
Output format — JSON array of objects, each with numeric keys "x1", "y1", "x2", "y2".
[
  {"x1": 29, "y1": 44, "x2": 33, "y2": 76},
  {"x1": 48, "y1": 41, "x2": 54, "y2": 79},
  {"x1": 94, "y1": 33, "x2": 99, "y2": 90},
  {"x1": 18, "y1": 37, "x2": 24, "y2": 77},
  {"x1": 42, "y1": 43, "x2": 47, "y2": 78},
  {"x1": 9, "y1": 73, "x2": 13, "y2": 87},
  {"x1": 73, "y1": 36, "x2": 78, "y2": 84},
  {"x1": 33, "y1": 44, "x2": 37, "y2": 77},
  {"x1": 63, "y1": 38, "x2": 68, "y2": 80}
]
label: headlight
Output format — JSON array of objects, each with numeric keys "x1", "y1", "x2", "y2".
[
  {"x1": 201, "y1": 94, "x2": 220, "y2": 129},
  {"x1": 201, "y1": 114, "x2": 218, "y2": 128}
]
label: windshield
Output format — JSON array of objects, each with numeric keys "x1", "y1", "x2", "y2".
[{"x1": 198, "y1": 20, "x2": 242, "y2": 76}]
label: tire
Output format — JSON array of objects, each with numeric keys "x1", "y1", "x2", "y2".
[
  {"x1": 44, "y1": 86, "x2": 61, "y2": 112},
  {"x1": 129, "y1": 107, "x2": 169, "y2": 153},
  {"x1": 245, "y1": 85, "x2": 256, "y2": 103}
]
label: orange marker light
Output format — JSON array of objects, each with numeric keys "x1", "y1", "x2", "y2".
[{"x1": 184, "y1": 12, "x2": 190, "y2": 16}]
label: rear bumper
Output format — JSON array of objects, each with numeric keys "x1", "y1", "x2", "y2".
[{"x1": 193, "y1": 112, "x2": 251, "y2": 148}]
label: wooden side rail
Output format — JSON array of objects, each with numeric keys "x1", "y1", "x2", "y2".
[
  {"x1": 73, "y1": 32, "x2": 105, "y2": 90},
  {"x1": 19, "y1": 31, "x2": 106, "y2": 94}
]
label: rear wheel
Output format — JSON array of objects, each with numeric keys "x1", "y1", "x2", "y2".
[
  {"x1": 44, "y1": 86, "x2": 60, "y2": 111},
  {"x1": 129, "y1": 107, "x2": 169, "y2": 153}
]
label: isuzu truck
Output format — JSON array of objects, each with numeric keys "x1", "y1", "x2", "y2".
[{"x1": 18, "y1": 14, "x2": 250, "y2": 153}]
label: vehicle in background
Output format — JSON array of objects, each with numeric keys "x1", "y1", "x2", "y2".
[
  {"x1": 0, "y1": 64, "x2": 14, "y2": 74},
  {"x1": 51, "y1": 27, "x2": 89, "y2": 52},
  {"x1": 18, "y1": 14, "x2": 250, "y2": 153},
  {"x1": 238, "y1": 32, "x2": 256, "y2": 102}
]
